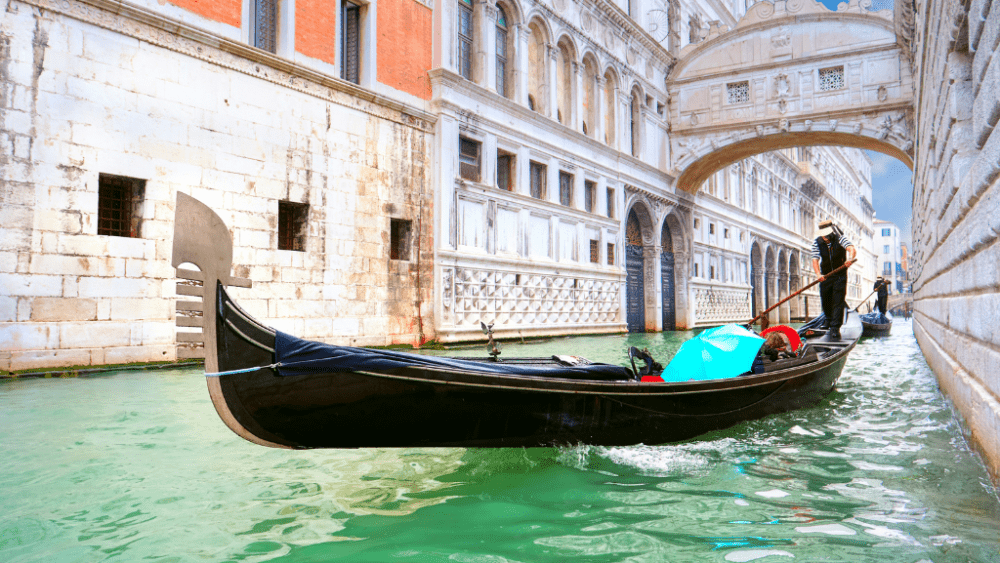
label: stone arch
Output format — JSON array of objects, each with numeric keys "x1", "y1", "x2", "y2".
[
  {"x1": 624, "y1": 197, "x2": 657, "y2": 332},
  {"x1": 764, "y1": 245, "x2": 776, "y2": 324},
  {"x1": 750, "y1": 240, "x2": 763, "y2": 318},
  {"x1": 777, "y1": 248, "x2": 789, "y2": 323},
  {"x1": 526, "y1": 17, "x2": 551, "y2": 115},
  {"x1": 495, "y1": 0, "x2": 524, "y2": 25},
  {"x1": 602, "y1": 67, "x2": 619, "y2": 148},
  {"x1": 581, "y1": 53, "x2": 600, "y2": 139},
  {"x1": 788, "y1": 250, "x2": 801, "y2": 320},
  {"x1": 668, "y1": 3, "x2": 914, "y2": 192},
  {"x1": 494, "y1": 1, "x2": 518, "y2": 99},
  {"x1": 629, "y1": 84, "x2": 643, "y2": 158},
  {"x1": 555, "y1": 36, "x2": 577, "y2": 126}
]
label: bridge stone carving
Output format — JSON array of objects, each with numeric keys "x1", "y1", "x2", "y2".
[{"x1": 667, "y1": 0, "x2": 915, "y2": 192}]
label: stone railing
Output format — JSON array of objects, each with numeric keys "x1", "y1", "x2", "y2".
[
  {"x1": 441, "y1": 267, "x2": 621, "y2": 331},
  {"x1": 691, "y1": 282, "x2": 752, "y2": 326}
]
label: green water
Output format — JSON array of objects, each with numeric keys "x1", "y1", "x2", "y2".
[{"x1": 2, "y1": 320, "x2": 998, "y2": 562}]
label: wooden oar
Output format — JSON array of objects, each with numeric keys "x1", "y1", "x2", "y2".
[{"x1": 746, "y1": 260, "x2": 856, "y2": 331}]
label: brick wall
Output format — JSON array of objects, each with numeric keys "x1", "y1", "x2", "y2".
[
  {"x1": 167, "y1": 0, "x2": 241, "y2": 27},
  {"x1": 296, "y1": 0, "x2": 338, "y2": 66},
  {"x1": 0, "y1": 2, "x2": 434, "y2": 371},
  {"x1": 911, "y1": 0, "x2": 1000, "y2": 480},
  {"x1": 377, "y1": 0, "x2": 432, "y2": 100}
]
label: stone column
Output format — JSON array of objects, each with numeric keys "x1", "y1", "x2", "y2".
[
  {"x1": 515, "y1": 24, "x2": 530, "y2": 106},
  {"x1": 618, "y1": 92, "x2": 631, "y2": 156},
  {"x1": 779, "y1": 272, "x2": 790, "y2": 323},
  {"x1": 645, "y1": 244, "x2": 661, "y2": 331},
  {"x1": 594, "y1": 76, "x2": 605, "y2": 142},
  {"x1": 674, "y1": 251, "x2": 692, "y2": 329},
  {"x1": 479, "y1": 1, "x2": 498, "y2": 91},
  {"x1": 547, "y1": 43, "x2": 559, "y2": 121},
  {"x1": 572, "y1": 61, "x2": 582, "y2": 132}
]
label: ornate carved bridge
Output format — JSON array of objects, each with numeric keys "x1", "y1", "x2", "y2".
[{"x1": 667, "y1": 0, "x2": 915, "y2": 191}]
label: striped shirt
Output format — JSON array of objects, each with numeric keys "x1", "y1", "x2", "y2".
[{"x1": 811, "y1": 234, "x2": 854, "y2": 259}]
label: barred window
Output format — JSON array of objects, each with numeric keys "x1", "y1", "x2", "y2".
[
  {"x1": 818, "y1": 66, "x2": 844, "y2": 91},
  {"x1": 459, "y1": 137, "x2": 481, "y2": 182},
  {"x1": 530, "y1": 161, "x2": 546, "y2": 199},
  {"x1": 559, "y1": 172, "x2": 573, "y2": 207},
  {"x1": 458, "y1": 0, "x2": 473, "y2": 80},
  {"x1": 97, "y1": 174, "x2": 144, "y2": 238},
  {"x1": 341, "y1": 1, "x2": 361, "y2": 84},
  {"x1": 590, "y1": 240, "x2": 599, "y2": 263},
  {"x1": 278, "y1": 200, "x2": 308, "y2": 252},
  {"x1": 251, "y1": 0, "x2": 278, "y2": 53},
  {"x1": 585, "y1": 180, "x2": 596, "y2": 213},
  {"x1": 727, "y1": 81, "x2": 750, "y2": 104},
  {"x1": 607, "y1": 243, "x2": 615, "y2": 265}
]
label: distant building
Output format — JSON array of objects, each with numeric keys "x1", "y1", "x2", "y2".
[{"x1": 874, "y1": 219, "x2": 904, "y2": 294}]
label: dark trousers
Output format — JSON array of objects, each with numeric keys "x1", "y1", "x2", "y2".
[
  {"x1": 819, "y1": 275, "x2": 848, "y2": 331},
  {"x1": 876, "y1": 294, "x2": 888, "y2": 314}
]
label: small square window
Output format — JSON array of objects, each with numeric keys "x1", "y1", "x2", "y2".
[
  {"x1": 694, "y1": 218, "x2": 700, "y2": 229},
  {"x1": 497, "y1": 151, "x2": 514, "y2": 191},
  {"x1": 606, "y1": 188, "x2": 615, "y2": 218},
  {"x1": 390, "y1": 219, "x2": 411, "y2": 260},
  {"x1": 710, "y1": 265, "x2": 716, "y2": 279},
  {"x1": 459, "y1": 137, "x2": 481, "y2": 182},
  {"x1": 590, "y1": 240, "x2": 599, "y2": 263},
  {"x1": 278, "y1": 200, "x2": 308, "y2": 252},
  {"x1": 694, "y1": 263, "x2": 699, "y2": 277},
  {"x1": 559, "y1": 171, "x2": 573, "y2": 207},
  {"x1": 607, "y1": 243, "x2": 615, "y2": 265},
  {"x1": 727, "y1": 81, "x2": 750, "y2": 104},
  {"x1": 724, "y1": 228, "x2": 730, "y2": 238},
  {"x1": 818, "y1": 66, "x2": 845, "y2": 91},
  {"x1": 709, "y1": 223, "x2": 715, "y2": 235},
  {"x1": 97, "y1": 173, "x2": 145, "y2": 238},
  {"x1": 530, "y1": 161, "x2": 546, "y2": 199},
  {"x1": 585, "y1": 180, "x2": 596, "y2": 213}
]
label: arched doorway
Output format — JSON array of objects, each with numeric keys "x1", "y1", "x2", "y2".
[
  {"x1": 661, "y1": 221, "x2": 675, "y2": 331},
  {"x1": 750, "y1": 242, "x2": 763, "y2": 318},
  {"x1": 625, "y1": 210, "x2": 644, "y2": 332}
]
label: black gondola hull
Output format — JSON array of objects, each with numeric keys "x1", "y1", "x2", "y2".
[{"x1": 213, "y1": 285, "x2": 857, "y2": 449}]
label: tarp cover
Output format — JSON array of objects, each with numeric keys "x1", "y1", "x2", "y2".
[
  {"x1": 274, "y1": 331, "x2": 635, "y2": 381},
  {"x1": 860, "y1": 312, "x2": 892, "y2": 325}
]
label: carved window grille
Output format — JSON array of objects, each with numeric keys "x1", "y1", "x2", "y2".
[
  {"x1": 97, "y1": 174, "x2": 144, "y2": 238},
  {"x1": 607, "y1": 243, "x2": 615, "y2": 265},
  {"x1": 390, "y1": 219, "x2": 411, "y2": 261},
  {"x1": 342, "y1": 1, "x2": 361, "y2": 84},
  {"x1": 251, "y1": 0, "x2": 278, "y2": 53},
  {"x1": 818, "y1": 66, "x2": 845, "y2": 91},
  {"x1": 727, "y1": 81, "x2": 750, "y2": 104},
  {"x1": 496, "y1": 152, "x2": 514, "y2": 190},
  {"x1": 458, "y1": 0, "x2": 473, "y2": 80},
  {"x1": 530, "y1": 161, "x2": 546, "y2": 199},
  {"x1": 496, "y1": 5, "x2": 508, "y2": 97},
  {"x1": 459, "y1": 137, "x2": 481, "y2": 182},
  {"x1": 559, "y1": 172, "x2": 573, "y2": 207},
  {"x1": 278, "y1": 200, "x2": 308, "y2": 252},
  {"x1": 585, "y1": 180, "x2": 596, "y2": 213},
  {"x1": 590, "y1": 240, "x2": 599, "y2": 263}
]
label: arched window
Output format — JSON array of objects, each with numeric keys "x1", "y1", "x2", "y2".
[
  {"x1": 582, "y1": 57, "x2": 598, "y2": 138},
  {"x1": 630, "y1": 87, "x2": 642, "y2": 158},
  {"x1": 527, "y1": 21, "x2": 547, "y2": 114},
  {"x1": 603, "y1": 70, "x2": 616, "y2": 146},
  {"x1": 556, "y1": 40, "x2": 573, "y2": 125},
  {"x1": 457, "y1": 0, "x2": 474, "y2": 80},
  {"x1": 496, "y1": 5, "x2": 510, "y2": 97}
]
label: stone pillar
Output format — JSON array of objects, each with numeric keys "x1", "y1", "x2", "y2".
[
  {"x1": 645, "y1": 244, "x2": 661, "y2": 331},
  {"x1": 547, "y1": 43, "x2": 559, "y2": 121},
  {"x1": 595, "y1": 76, "x2": 605, "y2": 142},
  {"x1": 675, "y1": 250, "x2": 692, "y2": 329},
  {"x1": 618, "y1": 92, "x2": 631, "y2": 156},
  {"x1": 479, "y1": 1, "x2": 498, "y2": 91},
  {"x1": 779, "y1": 272, "x2": 790, "y2": 323},
  {"x1": 572, "y1": 61, "x2": 582, "y2": 132}
]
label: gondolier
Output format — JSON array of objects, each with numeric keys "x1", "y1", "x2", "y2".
[
  {"x1": 811, "y1": 220, "x2": 856, "y2": 340},
  {"x1": 874, "y1": 276, "x2": 889, "y2": 315}
]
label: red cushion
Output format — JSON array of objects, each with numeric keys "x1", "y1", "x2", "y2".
[{"x1": 640, "y1": 375, "x2": 664, "y2": 383}]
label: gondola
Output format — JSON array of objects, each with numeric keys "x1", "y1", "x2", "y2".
[
  {"x1": 860, "y1": 311, "x2": 893, "y2": 337},
  {"x1": 172, "y1": 193, "x2": 862, "y2": 449}
]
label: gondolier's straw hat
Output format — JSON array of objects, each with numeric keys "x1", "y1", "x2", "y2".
[{"x1": 816, "y1": 220, "x2": 835, "y2": 238}]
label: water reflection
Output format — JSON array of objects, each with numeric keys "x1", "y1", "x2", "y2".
[{"x1": 1, "y1": 320, "x2": 998, "y2": 562}]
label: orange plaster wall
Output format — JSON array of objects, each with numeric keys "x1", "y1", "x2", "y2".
[
  {"x1": 296, "y1": 0, "x2": 339, "y2": 65},
  {"x1": 377, "y1": 0, "x2": 433, "y2": 100},
  {"x1": 167, "y1": 0, "x2": 241, "y2": 27}
]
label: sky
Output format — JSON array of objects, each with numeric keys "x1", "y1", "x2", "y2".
[{"x1": 866, "y1": 150, "x2": 914, "y2": 247}]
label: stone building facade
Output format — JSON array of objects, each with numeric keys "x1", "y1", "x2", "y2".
[
  {"x1": 907, "y1": 0, "x2": 1000, "y2": 479},
  {"x1": 0, "y1": 0, "x2": 436, "y2": 370}
]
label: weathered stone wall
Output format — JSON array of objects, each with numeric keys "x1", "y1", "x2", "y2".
[
  {"x1": 910, "y1": 0, "x2": 1000, "y2": 480},
  {"x1": 0, "y1": 1, "x2": 435, "y2": 371}
]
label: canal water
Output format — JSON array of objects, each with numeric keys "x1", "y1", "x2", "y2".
[{"x1": 2, "y1": 319, "x2": 998, "y2": 562}]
